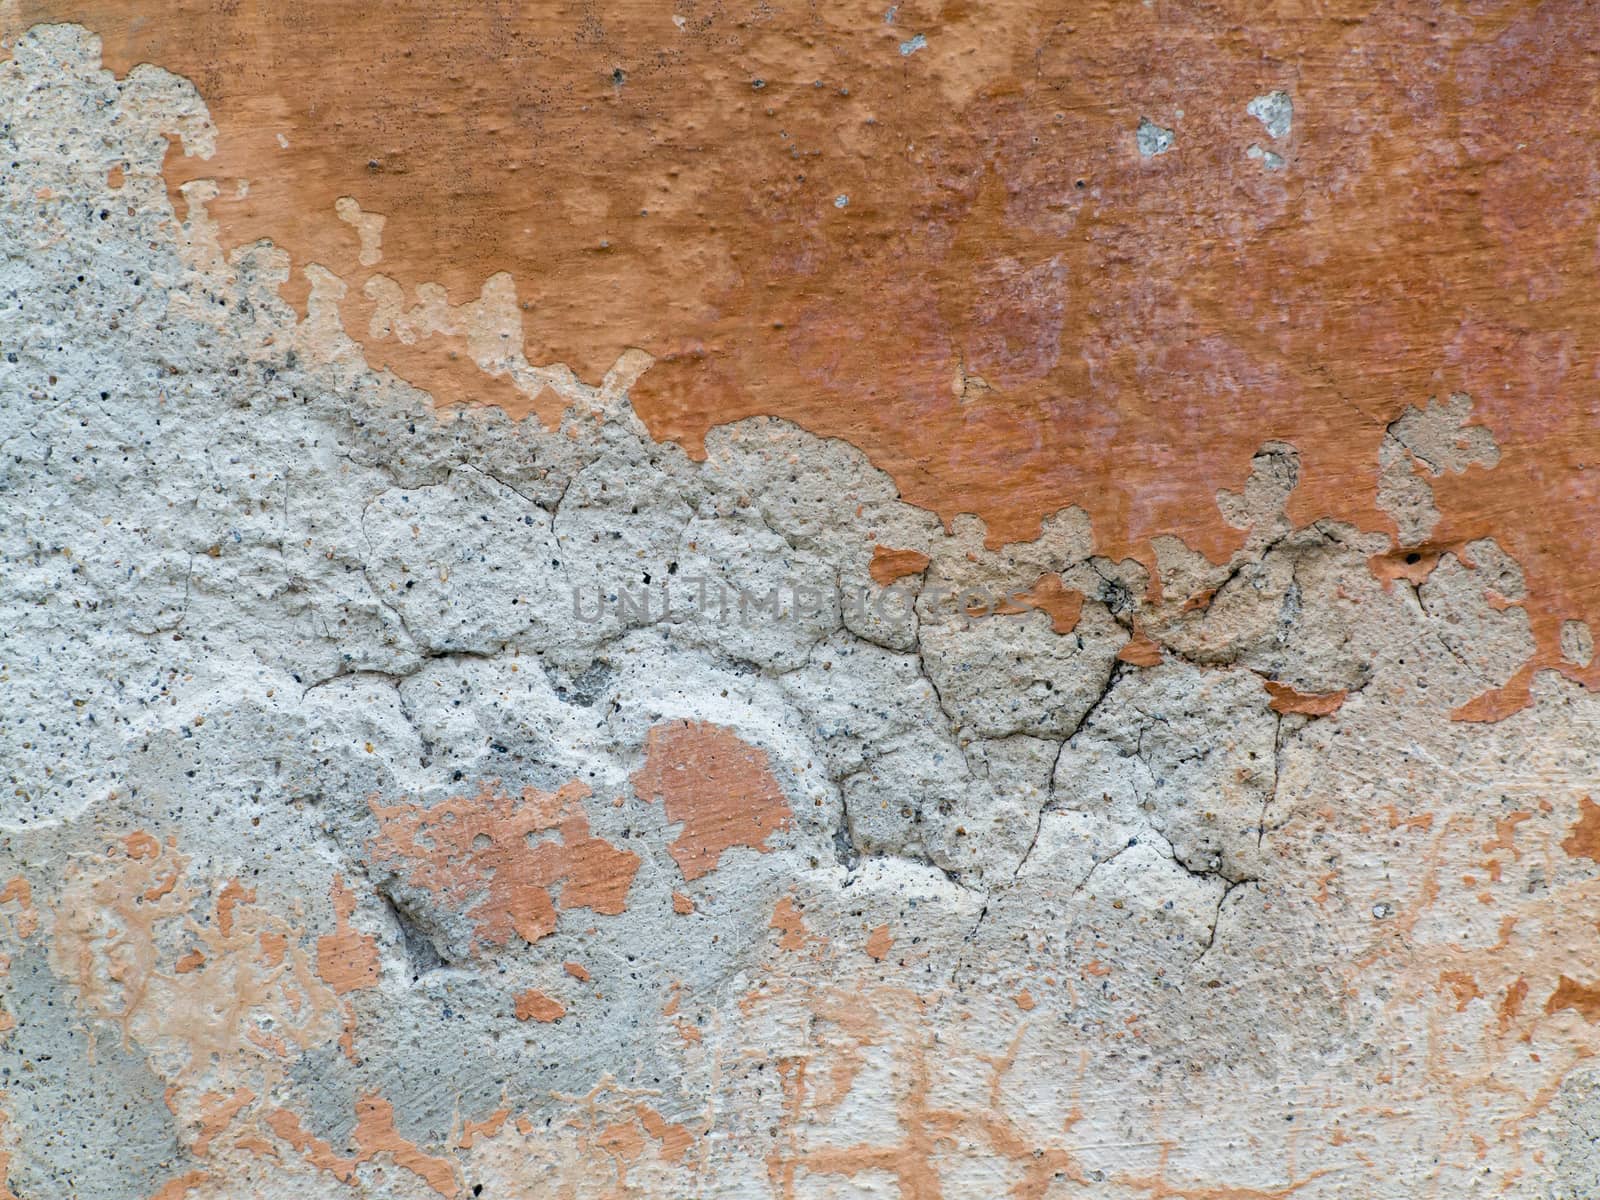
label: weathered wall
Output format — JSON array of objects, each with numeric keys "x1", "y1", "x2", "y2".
[{"x1": 1, "y1": 6, "x2": 1599, "y2": 1198}]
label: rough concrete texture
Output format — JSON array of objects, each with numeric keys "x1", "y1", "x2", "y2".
[{"x1": 2, "y1": 10, "x2": 1600, "y2": 1200}]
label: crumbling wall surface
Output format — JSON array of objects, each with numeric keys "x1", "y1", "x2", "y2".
[{"x1": 2, "y1": 13, "x2": 1599, "y2": 1200}]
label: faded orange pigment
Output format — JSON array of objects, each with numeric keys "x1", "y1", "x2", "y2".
[
  {"x1": 868, "y1": 546, "x2": 932, "y2": 586},
  {"x1": 1561, "y1": 796, "x2": 1600, "y2": 863},
  {"x1": 315, "y1": 875, "x2": 379, "y2": 994},
  {"x1": 632, "y1": 720, "x2": 793, "y2": 881},
  {"x1": 1264, "y1": 680, "x2": 1349, "y2": 718},
  {"x1": 267, "y1": 1093, "x2": 458, "y2": 1196},
  {"x1": 19, "y1": 0, "x2": 1600, "y2": 718},
  {"x1": 367, "y1": 780, "x2": 639, "y2": 953},
  {"x1": 770, "y1": 897, "x2": 811, "y2": 953},
  {"x1": 864, "y1": 924, "x2": 892, "y2": 962}
]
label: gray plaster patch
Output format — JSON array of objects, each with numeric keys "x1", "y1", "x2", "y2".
[
  {"x1": 1137, "y1": 117, "x2": 1175, "y2": 156},
  {"x1": 1247, "y1": 143, "x2": 1286, "y2": 170},
  {"x1": 1248, "y1": 89, "x2": 1293, "y2": 139},
  {"x1": 1, "y1": 947, "x2": 184, "y2": 1200},
  {"x1": 1376, "y1": 392, "x2": 1501, "y2": 545}
]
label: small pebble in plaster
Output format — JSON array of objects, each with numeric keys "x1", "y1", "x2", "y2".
[
  {"x1": 899, "y1": 33, "x2": 926, "y2": 55},
  {"x1": 835, "y1": 194, "x2": 849, "y2": 208}
]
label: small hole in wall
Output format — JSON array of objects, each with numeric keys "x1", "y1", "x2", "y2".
[{"x1": 1405, "y1": 552, "x2": 1421, "y2": 564}]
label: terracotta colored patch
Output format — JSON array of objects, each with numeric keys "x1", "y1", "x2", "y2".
[
  {"x1": 631, "y1": 720, "x2": 793, "y2": 881},
  {"x1": 1562, "y1": 796, "x2": 1600, "y2": 862},
  {"x1": 142, "y1": 868, "x2": 181, "y2": 902},
  {"x1": 1384, "y1": 807, "x2": 1435, "y2": 833},
  {"x1": 1368, "y1": 547, "x2": 1448, "y2": 591},
  {"x1": 770, "y1": 896, "x2": 809, "y2": 953},
  {"x1": 868, "y1": 545, "x2": 931, "y2": 586},
  {"x1": 1546, "y1": 975, "x2": 1600, "y2": 1023},
  {"x1": 258, "y1": 931, "x2": 286, "y2": 968},
  {"x1": 316, "y1": 875, "x2": 379, "y2": 994},
  {"x1": 173, "y1": 949, "x2": 205, "y2": 974},
  {"x1": 1013, "y1": 574, "x2": 1084, "y2": 635},
  {"x1": 146, "y1": 1172, "x2": 210, "y2": 1200},
  {"x1": 635, "y1": 1105, "x2": 693, "y2": 1163},
  {"x1": 513, "y1": 988, "x2": 566, "y2": 1023},
  {"x1": 1484, "y1": 588, "x2": 1520, "y2": 613},
  {"x1": 1451, "y1": 663, "x2": 1539, "y2": 724},
  {"x1": 457, "y1": 1106, "x2": 510, "y2": 1150},
  {"x1": 193, "y1": 1088, "x2": 253, "y2": 1157},
  {"x1": 1263, "y1": 680, "x2": 1349, "y2": 717},
  {"x1": 457, "y1": 1107, "x2": 505, "y2": 1158},
  {"x1": 28, "y1": 1, "x2": 1600, "y2": 719},
  {"x1": 1439, "y1": 970, "x2": 1481, "y2": 1012},
  {"x1": 1500, "y1": 977, "x2": 1530, "y2": 1033},
  {"x1": 1483, "y1": 811, "x2": 1533, "y2": 860},
  {"x1": 1015, "y1": 990, "x2": 1036, "y2": 1011},
  {"x1": 0, "y1": 877, "x2": 38, "y2": 939},
  {"x1": 564, "y1": 961, "x2": 591, "y2": 982},
  {"x1": 671, "y1": 891, "x2": 695, "y2": 915},
  {"x1": 267, "y1": 1093, "x2": 457, "y2": 1196},
  {"x1": 215, "y1": 879, "x2": 252, "y2": 937},
  {"x1": 864, "y1": 924, "x2": 892, "y2": 962},
  {"x1": 1115, "y1": 629, "x2": 1163, "y2": 667},
  {"x1": 368, "y1": 779, "x2": 639, "y2": 953}
]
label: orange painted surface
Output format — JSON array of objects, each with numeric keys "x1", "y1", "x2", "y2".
[
  {"x1": 368, "y1": 780, "x2": 639, "y2": 953},
  {"x1": 145, "y1": 1172, "x2": 210, "y2": 1200},
  {"x1": 17, "y1": 0, "x2": 1600, "y2": 718},
  {"x1": 1562, "y1": 796, "x2": 1600, "y2": 862},
  {"x1": 0, "y1": 878, "x2": 37, "y2": 939},
  {"x1": 864, "y1": 924, "x2": 892, "y2": 962},
  {"x1": 513, "y1": 988, "x2": 567, "y2": 1023},
  {"x1": 267, "y1": 1094, "x2": 458, "y2": 1196},
  {"x1": 48, "y1": 836, "x2": 344, "y2": 1077},
  {"x1": 1115, "y1": 629, "x2": 1163, "y2": 667},
  {"x1": 1264, "y1": 680, "x2": 1348, "y2": 717},
  {"x1": 634, "y1": 1105, "x2": 693, "y2": 1163},
  {"x1": 632, "y1": 721, "x2": 793, "y2": 881},
  {"x1": 868, "y1": 546, "x2": 932, "y2": 587},
  {"x1": 315, "y1": 875, "x2": 379, "y2": 994},
  {"x1": 173, "y1": 950, "x2": 205, "y2": 974},
  {"x1": 770, "y1": 896, "x2": 810, "y2": 953},
  {"x1": 1545, "y1": 976, "x2": 1600, "y2": 1023},
  {"x1": 1013, "y1": 575, "x2": 1084, "y2": 635},
  {"x1": 193, "y1": 1089, "x2": 254, "y2": 1157}
]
